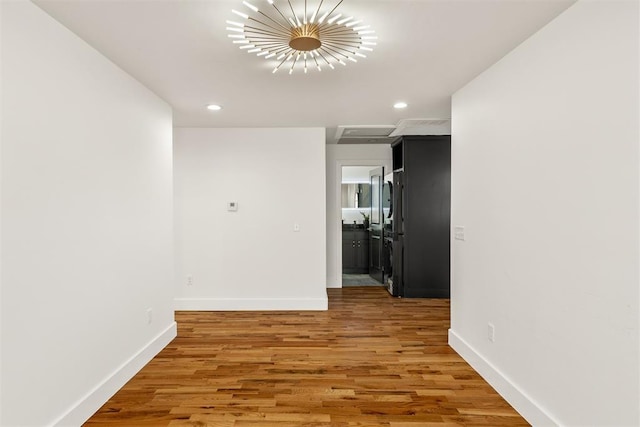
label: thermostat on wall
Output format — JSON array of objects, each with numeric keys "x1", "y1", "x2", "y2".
[{"x1": 227, "y1": 202, "x2": 238, "y2": 212}]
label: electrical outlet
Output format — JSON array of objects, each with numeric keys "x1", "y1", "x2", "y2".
[
  {"x1": 187, "y1": 276, "x2": 193, "y2": 286},
  {"x1": 454, "y1": 226, "x2": 465, "y2": 241},
  {"x1": 488, "y1": 322, "x2": 495, "y2": 343},
  {"x1": 146, "y1": 308, "x2": 153, "y2": 325}
]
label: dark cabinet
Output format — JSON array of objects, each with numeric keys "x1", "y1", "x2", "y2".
[
  {"x1": 390, "y1": 135, "x2": 451, "y2": 298},
  {"x1": 343, "y1": 229, "x2": 369, "y2": 274}
]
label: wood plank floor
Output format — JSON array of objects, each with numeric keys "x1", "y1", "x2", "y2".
[{"x1": 85, "y1": 287, "x2": 529, "y2": 426}]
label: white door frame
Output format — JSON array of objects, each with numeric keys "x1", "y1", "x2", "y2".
[{"x1": 335, "y1": 160, "x2": 386, "y2": 287}]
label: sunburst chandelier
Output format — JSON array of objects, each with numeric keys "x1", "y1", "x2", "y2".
[{"x1": 226, "y1": 0, "x2": 377, "y2": 74}]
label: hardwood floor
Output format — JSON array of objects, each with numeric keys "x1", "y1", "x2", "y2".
[{"x1": 85, "y1": 287, "x2": 529, "y2": 426}]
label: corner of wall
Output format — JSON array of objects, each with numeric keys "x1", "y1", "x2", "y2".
[
  {"x1": 448, "y1": 329, "x2": 559, "y2": 426},
  {"x1": 52, "y1": 323, "x2": 177, "y2": 426}
]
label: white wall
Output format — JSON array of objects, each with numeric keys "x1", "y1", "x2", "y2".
[
  {"x1": 341, "y1": 166, "x2": 377, "y2": 183},
  {"x1": 326, "y1": 144, "x2": 391, "y2": 287},
  {"x1": 0, "y1": 1, "x2": 4, "y2": 422},
  {"x1": 1, "y1": 2, "x2": 175, "y2": 425},
  {"x1": 174, "y1": 128, "x2": 327, "y2": 310},
  {"x1": 450, "y1": 1, "x2": 639, "y2": 425}
]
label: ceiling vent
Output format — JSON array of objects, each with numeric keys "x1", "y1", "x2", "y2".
[
  {"x1": 389, "y1": 118, "x2": 451, "y2": 137},
  {"x1": 335, "y1": 125, "x2": 397, "y2": 144}
]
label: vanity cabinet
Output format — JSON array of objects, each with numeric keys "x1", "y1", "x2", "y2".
[{"x1": 342, "y1": 229, "x2": 369, "y2": 274}]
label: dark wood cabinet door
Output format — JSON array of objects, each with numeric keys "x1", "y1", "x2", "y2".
[
  {"x1": 342, "y1": 231, "x2": 355, "y2": 272},
  {"x1": 343, "y1": 230, "x2": 370, "y2": 274},
  {"x1": 355, "y1": 231, "x2": 369, "y2": 272}
]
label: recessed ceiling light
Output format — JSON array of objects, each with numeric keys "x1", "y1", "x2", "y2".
[
  {"x1": 207, "y1": 104, "x2": 222, "y2": 111},
  {"x1": 394, "y1": 102, "x2": 408, "y2": 109}
]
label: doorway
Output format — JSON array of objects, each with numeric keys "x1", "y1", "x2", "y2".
[{"x1": 340, "y1": 166, "x2": 384, "y2": 287}]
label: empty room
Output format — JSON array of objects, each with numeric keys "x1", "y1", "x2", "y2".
[{"x1": 1, "y1": 0, "x2": 638, "y2": 426}]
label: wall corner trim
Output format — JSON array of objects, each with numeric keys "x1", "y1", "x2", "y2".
[
  {"x1": 52, "y1": 322, "x2": 177, "y2": 426},
  {"x1": 174, "y1": 297, "x2": 329, "y2": 311},
  {"x1": 448, "y1": 329, "x2": 560, "y2": 427}
]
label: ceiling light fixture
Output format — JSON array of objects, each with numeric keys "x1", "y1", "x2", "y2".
[
  {"x1": 207, "y1": 104, "x2": 223, "y2": 111},
  {"x1": 227, "y1": 0, "x2": 375, "y2": 74},
  {"x1": 394, "y1": 102, "x2": 408, "y2": 109}
]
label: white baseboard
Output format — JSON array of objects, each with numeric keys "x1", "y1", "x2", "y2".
[
  {"x1": 448, "y1": 329, "x2": 560, "y2": 427},
  {"x1": 52, "y1": 322, "x2": 177, "y2": 427},
  {"x1": 174, "y1": 296, "x2": 328, "y2": 311}
]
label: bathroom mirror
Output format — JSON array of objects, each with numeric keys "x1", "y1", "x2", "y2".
[{"x1": 341, "y1": 183, "x2": 371, "y2": 208}]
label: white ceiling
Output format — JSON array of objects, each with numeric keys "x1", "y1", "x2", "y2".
[{"x1": 34, "y1": 0, "x2": 574, "y2": 143}]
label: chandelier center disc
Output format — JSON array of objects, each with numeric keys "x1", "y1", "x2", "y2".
[{"x1": 289, "y1": 24, "x2": 321, "y2": 51}]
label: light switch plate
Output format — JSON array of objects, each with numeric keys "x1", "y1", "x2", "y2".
[
  {"x1": 454, "y1": 226, "x2": 465, "y2": 241},
  {"x1": 227, "y1": 202, "x2": 238, "y2": 212},
  {"x1": 488, "y1": 323, "x2": 495, "y2": 343}
]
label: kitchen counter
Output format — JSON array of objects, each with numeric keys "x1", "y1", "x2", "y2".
[{"x1": 342, "y1": 223, "x2": 368, "y2": 230}]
